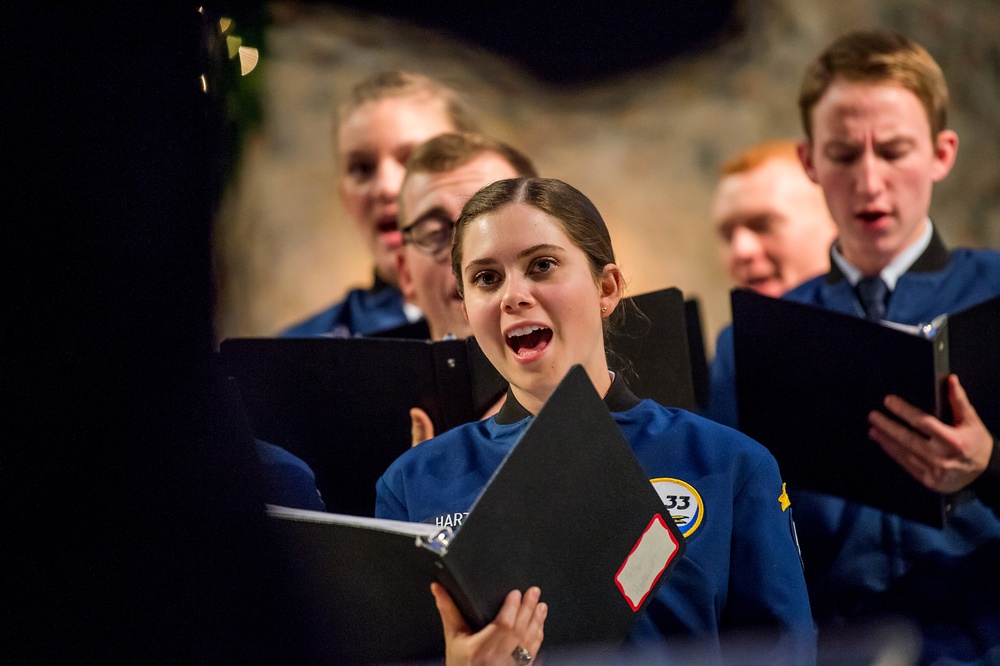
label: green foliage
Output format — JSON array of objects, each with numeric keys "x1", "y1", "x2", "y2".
[{"x1": 205, "y1": 4, "x2": 268, "y2": 185}]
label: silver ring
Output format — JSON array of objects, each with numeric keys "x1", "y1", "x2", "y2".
[{"x1": 512, "y1": 645, "x2": 532, "y2": 664}]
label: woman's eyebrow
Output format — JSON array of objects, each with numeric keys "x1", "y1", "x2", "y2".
[
  {"x1": 464, "y1": 256, "x2": 496, "y2": 270},
  {"x1": 464, "y1": 244, "x2": 565, "y2": 270},
  {"x1": 517, "y1": 244, "x2": 564, "y2": 259}
]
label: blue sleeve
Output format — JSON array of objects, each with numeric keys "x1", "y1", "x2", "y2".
[
  {"x1": 277, "y1": 302, "x2": 345, "y2": 338},
  {"x1": 375, "y1": 473, "x2": 408, "y2": 521},
  {"x1": 255, "y1": 440, "x2": 326, "y2": 511},
  {"x1": 726, "y1": 450, "x2": 816, "y2": 660},
  {"x1": 705, "y1": 325, "x2": 739, "y2": 429},
  {"x1": 278, "y1": 287, "x2": 411, "y2": 337},
  {"x1": 972, "y1": 438, "x2": 1000, "y2": 514}
]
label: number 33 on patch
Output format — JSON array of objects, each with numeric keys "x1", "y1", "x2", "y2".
[{"x1": 650, "y1": 478, "x2": 704, "y2": 538}]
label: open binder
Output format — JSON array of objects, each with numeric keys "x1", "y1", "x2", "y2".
[
  {"x1": 605, "y1": 287, "x2": 697, "y2": 410},
  {"x1": 732, "y1": 289, "x2": 1000, "y2": 527},
  {"x1": 222, "y1": 287, "x2": 698, "y2": 517},
  {"x1": 220, "y1": 336, "x2": 506, "y2": 517},
  {"x1": 267, "y1": 366, "x2": 686, "y2": 664},
  {"x1": 373, "y1": 287, "x2": 701, "y2": 409}
]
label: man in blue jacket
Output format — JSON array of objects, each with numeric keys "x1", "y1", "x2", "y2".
[{"x1": 709, "y1": 30, "x2": 1000, "y2": 664}]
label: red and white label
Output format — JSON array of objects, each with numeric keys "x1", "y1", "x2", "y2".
[{"x1": 614, "y1": 514, "x2": 680, "y2": 611}]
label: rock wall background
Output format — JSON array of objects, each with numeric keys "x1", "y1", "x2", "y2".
[{"x1": 214, "y1": 0, "x2": 1000, "y2": 351}]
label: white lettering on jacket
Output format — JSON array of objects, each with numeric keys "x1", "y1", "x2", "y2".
[{"x1": 434, "y1": 512, "x2": 469, "y2": 528}]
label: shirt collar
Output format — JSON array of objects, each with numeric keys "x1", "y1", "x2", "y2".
[
  {"x1": 830, "y1": 219, "x2": 934, "y2": 290},
  {"x1": 494, "y1": 371, "x2": 642, "y2": 425}
]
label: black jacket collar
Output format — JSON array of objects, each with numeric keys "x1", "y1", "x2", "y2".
[
  {"x1": 369, "y1": 270, "x2": 393, "y2": 295},
  {"x1": 495, "y1": 372, "x2": 642, "y2": 424},
  {"x1": 826, "y1": 227, "x2": 951, "y2": 284}
]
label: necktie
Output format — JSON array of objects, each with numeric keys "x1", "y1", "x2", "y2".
[{"x1": 856, "y1": 276, "x2": 889, "y2": 321}]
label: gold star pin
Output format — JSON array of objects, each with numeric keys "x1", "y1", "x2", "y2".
[{"x1": 778, "y1": 483, "x2": 791, "y2": 512}]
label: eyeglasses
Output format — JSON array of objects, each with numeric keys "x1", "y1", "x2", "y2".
[{"x1": 402, "y1": 216, "x2": 455, "y2": 256}]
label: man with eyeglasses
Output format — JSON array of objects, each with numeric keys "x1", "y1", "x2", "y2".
[
  {"x1": 396, "y1": 133, "x2": 537, "y2": 341},
  {"x1": 393, "y1": 133, "x2": 536, "y2": 444}
]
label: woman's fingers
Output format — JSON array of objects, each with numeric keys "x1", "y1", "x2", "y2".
[
  {"x1": 431, "y1": 584, "x2": 547, "y2": 665},
  {"x1": 431, "y1": 582, "x2": 470, "y2": 639},
  {"x1": 512, "y1": 586, "x2": 540, "y2": 631},
  {"x1": 523, "y1": 594, "x2": 547, "y2": 656}
]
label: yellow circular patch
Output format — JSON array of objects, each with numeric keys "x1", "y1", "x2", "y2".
[{"x1": 650, "y1": 477, "x2": 704, "y2": 538}]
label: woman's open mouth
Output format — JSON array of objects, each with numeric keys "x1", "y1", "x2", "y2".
[
  {"x1": 506, "y1": 325, "x2": 553, "y2": 358},
  {"x1": 377, "y1": 216, "x2": 402, "y2": 247}
]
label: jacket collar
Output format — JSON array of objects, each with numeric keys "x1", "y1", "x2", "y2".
[
  {"x1": 826, "y1": 227, "x2": 951, "y2": 284},
  {"x1": 369, "y1": 270, "x2": 392, "y2": 295},
  {"x1": 495, "y1": 371, "x2": 642, "y2": 424}
]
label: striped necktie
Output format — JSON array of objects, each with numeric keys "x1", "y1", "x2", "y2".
[{"x1": 856, "y1": 275, "x2": 889, "y2": 321}]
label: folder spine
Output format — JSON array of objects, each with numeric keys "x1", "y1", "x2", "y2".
[
  {"x1": 436, "y1": 556, "x2": 494, "y2": 631},
  {"x1": 932, "y1": 319, "x2": 957, "y2": 528},
  {"x1": 932, "y1": 319, "x2": 952, "y2": 426}
]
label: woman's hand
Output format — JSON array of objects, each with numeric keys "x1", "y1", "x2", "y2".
[{"x1": 431, "y1": 582, "x2": 546, "y2": 666}]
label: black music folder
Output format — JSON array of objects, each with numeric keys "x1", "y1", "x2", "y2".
[
  {"x1": 220, "y1": 336, "x2": 506, "y2": 517},
  {"x1": 606, "y1": 287, "x2": 697, "y2": 410},
  {"x1": 378, "y1": 287, "x2": 700, "y2": 409},
  {"x1": 685, "y1": 297, "x2": 711, "y2": 411},
  {"x1": 267, "y1": 366, "x2": 686, "y2": 665},
  {"x1": 733, "y1": 289, "x2": 1000, "y2": 527},
  {"x1": 367, "y1": 317, "x2": 432, "y2": 340}
]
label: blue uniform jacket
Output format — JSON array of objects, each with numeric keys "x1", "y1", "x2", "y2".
[
  {"x1": 256, "y1": 440, "x2": 325, "y2": 512},
  {"x1": 707, "y1": 232, "x2": 1000, "y2": 664},
  {"x1": 376, "y1": 378, "x2": 815, "y2": 659},
  {"x1": 279, "y1": 275, "x2": 410, "y2": 338}
]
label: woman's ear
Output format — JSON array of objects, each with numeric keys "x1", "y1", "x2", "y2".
[{"x1": 598, "y1": 263, "x2": 624, "y2": 317}]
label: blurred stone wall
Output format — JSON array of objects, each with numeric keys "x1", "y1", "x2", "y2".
[{"x1": 214, "y1": 0, "x2": 1000, "y2": 351}]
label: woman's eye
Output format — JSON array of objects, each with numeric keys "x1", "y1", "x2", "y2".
[
  {"x1": 532, "y1": 258, "x2": 556, "y2": 273},
  {"x1": 472, "y1": 271, "x2": 500, "y2": 287},
  {"x1": 346, "y1": 159, "x2": 376, "y2": 181}
]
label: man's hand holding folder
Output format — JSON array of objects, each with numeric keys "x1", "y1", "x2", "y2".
[
  {"x1": 869, "y1": 373, "x2": 995, "y2": 493},
  {"x1": 731, "y1": 289, "x2": 1000, "y2": 526}
]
